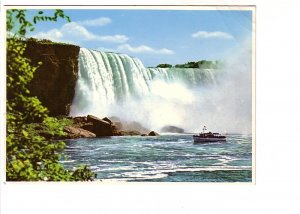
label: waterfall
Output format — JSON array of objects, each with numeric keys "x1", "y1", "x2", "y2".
[
  {"x1": 69, "y1": 40, "x2": 252, "y2": 134},
  {"x1": 70, "y1": 48, "x2": 219, "y2": 119}
]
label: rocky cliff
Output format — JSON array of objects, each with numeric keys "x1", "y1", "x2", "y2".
[{"x1": 24, "y1": 41, "x2": 80, "y2": 116}]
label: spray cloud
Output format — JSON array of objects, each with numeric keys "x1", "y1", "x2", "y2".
[{"x1": 70, "y1": 40, "x2": 252, "y2": 134}]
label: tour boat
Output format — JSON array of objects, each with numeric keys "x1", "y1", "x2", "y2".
[{"x1": 193, "y1": 126, "x2": 226, "y2": 143}]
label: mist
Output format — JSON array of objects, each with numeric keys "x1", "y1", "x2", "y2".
[
  {"x1": 109, "y1": 40, "x2": 252, "y2": 134},
  {"x1": 70, "y1": 40, "x2": 252, "y2": 134}
]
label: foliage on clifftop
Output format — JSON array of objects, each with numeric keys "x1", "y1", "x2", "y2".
[
  {"x1": 156, "y1": 63, "x2": 173, "y2": 68},
  {"x1": 25, "y1": 37, "x2": 79, "y2": 47},
  {"x1": 156, "y1": 60, "x2": 221, "y2": 69},
  {"x1": 6, "y1": 9, "x2": 95, "y2": 181},
  {"x1": 6, "y1": 37, "x2": 79, "y2": 49}
]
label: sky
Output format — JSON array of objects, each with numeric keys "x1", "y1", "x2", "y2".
[{"x1": 27, "y1": 9, "x2": 253, "y2": 67}]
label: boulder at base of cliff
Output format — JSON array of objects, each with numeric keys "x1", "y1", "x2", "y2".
[
  {"x1": 148, "y1": 131, "x2": 159, "y2": 136},
  {"x1": 64, "y1": 126, "x2": 96, "y2": 139},
  {"x1": 102, "y1": 117, "x2": 112, "y2": 124},
  {"x1": 87, "y1": 115, "x2": 114, "y2": 136}
]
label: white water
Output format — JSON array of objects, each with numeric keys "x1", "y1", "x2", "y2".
[{"x1": 70, "y1": 46, "x2": 252, "y2": 134}]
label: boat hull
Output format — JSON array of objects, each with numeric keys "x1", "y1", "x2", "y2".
[{"x1": 193, "y1": 135, "x2": 226, "y2": 143}]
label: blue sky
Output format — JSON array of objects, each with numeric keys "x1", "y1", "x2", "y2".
[{"x1": 27, "y1": 9, "x2": 253, "y2": 67}]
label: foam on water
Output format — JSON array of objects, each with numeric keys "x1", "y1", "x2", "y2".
[{"x1": 62, "y1": 134, "x2": 252, "y2": 182}]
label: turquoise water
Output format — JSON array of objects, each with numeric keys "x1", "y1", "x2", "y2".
[{"x1": 61, "y1": 134, "x2": 252, "y2": 182}]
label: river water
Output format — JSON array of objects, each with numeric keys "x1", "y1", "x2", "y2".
[{"x1": 61, "y1": 134, "x2": 252, "y2": 182}]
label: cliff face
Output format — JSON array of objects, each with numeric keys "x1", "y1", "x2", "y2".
[{"x1": 24, "y1": 41, "x2": 80, "y2": 116}]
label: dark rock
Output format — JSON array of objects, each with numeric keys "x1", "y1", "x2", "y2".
[
  {"x1": 65, "y1": 115, "x2": 152, "y2": 137},
  {"x1": 87, "y1": 115, "x2": 114, "y2": 136},
  {"x1": 102, "y1": 117, "x2": 112, "y2": 124},
  {"x1": 148, "y1": 131, "x2": 159, "y2": 136},
  {"x1": 87, "y1": 115, "x2": 106, "y2": 124},
  {"x1": 141, "y1": 134, "x2": 147, "y2": 136},
  {"x1": 116, "y1": 130, "x2": 142, "y2": 136},
  {"x1": 80, "y1": 123, "x2": 94, "y2": 133},
  {"x1": 161, "y1": 125, "x2": 184, "y2": 133},
  {"x1": 64, "y1": 126, "x2": 96, "y2": 138}
]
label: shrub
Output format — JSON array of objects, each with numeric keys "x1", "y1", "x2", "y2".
[
  {"x1": 6, "y1": 9, "x2": 95, "y2": 181},
  {"x1": 156, "y1": 63, "x2": 172, "y2": 68}
]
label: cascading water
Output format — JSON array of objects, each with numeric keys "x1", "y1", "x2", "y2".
[{"x1": 70, "y1": 47, "x2": 251, "y2": 134}]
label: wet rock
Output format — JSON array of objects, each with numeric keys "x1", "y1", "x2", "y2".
[
  {"x1": 87, "y1": 115, "x2": 114, "y2": 137},
  {"x1": 80, "y1": 123, "x2": 94, "y2": 133},
  {"x1": 148, "y1": 131, "x2": 159, "y2": 136},
  {"x1": 115, "y1": 130, "x2": 142, "y2": 136},
  {"x1": 63, "y1": 115, "x2": 153, "y2": 138},
  {"x1": 64, "y1": 126, "x2": 96, "y2": 138},
  {"x1": 102, "y1": 117, "x2": 112, "y2": 124}
]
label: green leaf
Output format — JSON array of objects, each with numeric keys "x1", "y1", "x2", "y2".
[{"x1": 22, "y1": 130, "x2": 29, "y2": 137}]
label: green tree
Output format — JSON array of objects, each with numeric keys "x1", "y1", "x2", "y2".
[
  {"x1": 156, "y1": 63, "x2": 172, "y2": 68},
  {"x1": 6, "y1": 9, "x2": 95, "y2": 181}
]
